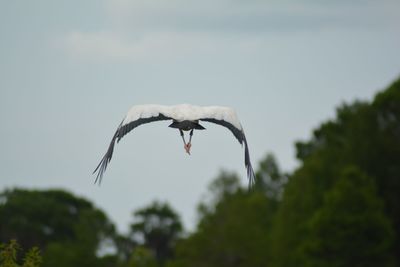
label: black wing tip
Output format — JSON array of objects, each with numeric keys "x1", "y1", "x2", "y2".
[
  {"x1": 93, "y1": 124, "x2": 122, "y2": 186},
  {"x1": 241, "y1": 132, "x2": 256, "y2": 189},
  {"x1": 93, "y1": 157, "x2": 107, "y2": 185},
  {"x1": 93, "y1": 165, "x2": 103, "y2": 185},
  {"x1": 92, "y1": 115, "x2": 172, "y2": 186},
  {"x1": 93, "y1": 150, "x2": 115, "y2": 185},
  {"x1": 92, "y1": 148, "x2": 111, "y2": 185},
  {"x1": 246, "y1": 163, "x2": 256, "y2": 189},
  {"x1": 94, "y1": 177, "x2": 103, "y2": 186}
]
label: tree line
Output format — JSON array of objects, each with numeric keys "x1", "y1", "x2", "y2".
[{"x1": 1, "y1": 77, "x2": 399, "y2": 267}]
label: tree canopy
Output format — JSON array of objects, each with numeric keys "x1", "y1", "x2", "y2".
[
  {"x1": 130, "y1": 201, "x2": 183, "y2": 266},
  {"x1": 0, "y1": 189, "x2": 116, "y2": 267}
]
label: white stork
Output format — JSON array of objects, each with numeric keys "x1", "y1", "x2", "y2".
[{"x1": 93, "y1": 104, "x2": 255, "y2": 186}]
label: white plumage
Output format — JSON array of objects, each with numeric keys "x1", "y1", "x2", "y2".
[
  {"x1": 123, "y1": 104, "x2": 242, "y2": 130},
  {"x1": 94, "y1": 104, "x2": 255, "y2": 187}
]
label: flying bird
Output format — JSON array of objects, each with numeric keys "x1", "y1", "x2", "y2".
[{"x1": 93, "y1": 104, "x2": 255, "y2": 186}]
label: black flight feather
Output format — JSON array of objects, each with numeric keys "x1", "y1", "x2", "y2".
[
  {"x1": 93, "y1": 114, "x2": 171, "y2": 184},
  {"x1": 200, "y1": 118, "x2": 255, "y2": 186}
]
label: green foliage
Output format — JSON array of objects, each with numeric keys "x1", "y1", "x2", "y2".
[
  {"x1": 21, "y1": 247, "x2": 41, "y2": 267},
  {"x1": 129, "y1": 246, "x2": 157, "y2": 267},
  {"x1": 301, "y1": 167, "x2": 394, "y2": 267},
  {"x1": 130, "y1": 201, "x2": 183, "y2": 266},
  {"x1": 0, "y1": 240, "x2": 41, "y2": 267},
  {"x1": 254, "y1": 153, "x2": 288, "y2": 201},
  {"x1": 0, "y1": 189, "x2": 116, "y2": 267},
  {"x1": 273, "y1": 77, "x2": 400, "y2": 267},
  {"x1": 169, "y1": 171, "x2": 276, "y2": 267}
]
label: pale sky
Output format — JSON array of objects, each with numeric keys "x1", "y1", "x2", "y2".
[{"x1": 1, "y1": 0, "x2": 400, "y2": 233}]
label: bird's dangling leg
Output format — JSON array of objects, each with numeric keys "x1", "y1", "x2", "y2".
[
  {"x1": 180, "y1": 130, "x2": 191, "y2": 155},
  {"x1": 189, "y1": 129, "x2": 194, "y2": 143},
  {"x1": 180, "y1": 129, "x2": 186, "y2": 145},
  {"x1": 185, "y1": 129, "x2": 193, "y2": 155}
]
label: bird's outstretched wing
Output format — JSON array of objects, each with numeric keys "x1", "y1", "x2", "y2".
[
  {"x1": 93, "y1": 113, "x2": 171, "y2": 184},
  {"x1": 93, "y1": 104, "x2": 255, "y2": 187},
  {"x1": 200, "y1": 117, "x2": 255, "y2": 187}
]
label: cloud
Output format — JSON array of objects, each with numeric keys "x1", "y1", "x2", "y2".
[
  {"x1": 104, "y1": 0, "x2": 399, "y2": 33},
  {"x1": 62, "y1": 30, "x2": 238, "y2": 62},
  {"x1": 61, "y1": 0, "x2": 400, "y2": 62}
]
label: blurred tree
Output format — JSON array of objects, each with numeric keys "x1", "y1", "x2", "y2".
[
  {"x1": 0, "y1": 239, "x2": 41, "y2": 267},
  {"x1": 272, "y1": 77, "x2": 400, "y2": 266},
  {"x1": 169, "y1": 171, "x2": 276, "y2": 267},
  {"x1": 196, "y1": 170, "x2": 241, "y2": 217},
  {"x1": 114, "y1": 234, "x2": 138, "y2": 263},
  {"x1": 130, "y1": 201, "x2": 182, "y2": 266},
  {"x1": 0, "y1": 189, "x2": 117, "y2": 267},
  {"x1": 301, "y1": 167, "x2": 394, "y2": 267},
  {"x1": 255, "y1": 153, "x2": 288, "y2": 201},
  {"x1": 129, "y1": 246, "x2": 157, "y2": 267}
]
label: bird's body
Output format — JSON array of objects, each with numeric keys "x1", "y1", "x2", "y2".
[
  {"x1": 93, "y1": 104, "x2": 255, "y2": 186},
  {"x1": 168, "y1": 120, "x2": 206, "y2": 131}
]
